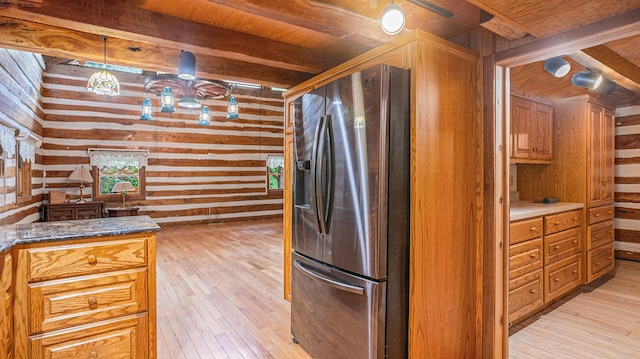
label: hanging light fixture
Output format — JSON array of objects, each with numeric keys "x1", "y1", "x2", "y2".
[
  {"x1": 571, "y1": 70, "x2": 603, "y2": 90},
  {"x1": 160, "y1": 86, "x2": 175, "y2": 113},
  {"x1": 227, "y1": 96, "x2": 239, "y2": 120},
  {"x1": 178, "y1": 51, "x2": 196, "y2": 80},
  {"x1": 140, "y1": 98, "x2": 152, "y2": 121},
  {"x1": 199, "y1": 106, "x2": 211, "y2": 126},
  {"x1": 87, "y1": 36, "x2": 121, "y2": 96},
  {"x1": 380, "y1": 0, "x2": 405, "y2": 35},
  {"x1": 544, "y1": 56, "x2": 571, "y2": 77}
]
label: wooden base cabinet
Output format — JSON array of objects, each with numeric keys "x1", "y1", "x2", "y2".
[
  {"x1": 13, "y1": 233, "x2": 156, "y2": 359},
  {"x1": 1, "y1": 252, "x2": 13, "y2": 359}
]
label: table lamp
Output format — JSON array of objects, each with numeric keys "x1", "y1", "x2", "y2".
[
  {"x1": 67, "y1": 166, "x2": 94, "y2": 203},
  {"x1": 111, "y1": 181, "x2": 135, "y2": 207}
]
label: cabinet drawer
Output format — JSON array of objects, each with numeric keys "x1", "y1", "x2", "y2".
[
  {"x1": 510, "y1": 218, "x2": 543, "y2": 244},
  {"x1": 48, "y1": 208, "x2": 74, "y2": 221},
  {"x1": 76, "y1": 207, "x2": 102, "y2": 220},
  {"x1": 544, "y1": 209, "x2": 582, "y2": 235},
  {"x1": 30, "y1": 315, "x2": 147, "y2": 359},
  {"x1": 26, "y1": 238, "x2": 147, "y2": 282},
  {"x1": 587, "y1": 242, "x2": 615, "y2": 283},
  {"x1": 587, "y1": 219, "x2": 614, "y2": 250},
  {"x1": 587, "y1": 205, "x2": 614, "y2": 225},
  {"x1": 508, "y1": 269, "x2": 543, "y2": 323},
  {"x1": 509, "y1": 238, "x2": 543, "y2": 279},
  {"x1": 544, "y1": 227, "x2": 582, "y2": 265},
  {"x1": 544, "y1": 253, "x2": 582, "y2": 302},
  {"x1": 29, "y1": 269, "x2": 147, "y2": 334}
]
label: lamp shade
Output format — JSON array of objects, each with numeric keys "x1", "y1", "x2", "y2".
[
  {"x1": 380, "y1": 2, "x2": 405, "y2": 35},
  {"x1": 68, "y1": 166, "x2": 94, "y2": 184},
  {"x1": 87, "y1": 69, "x2": 121, "y2": 96},
  {"x1": 571, "y1": 70, "x2": 603, "y2": 90},
  {"x1": 111, "y1": 181, "x2": 135, "y2": 193},
  {"x1": 544, "y1": 56, "x2": 571, "y2": 77},
  {"x1": 178, "y1": 51, "x2": 196, "y2": 80}
]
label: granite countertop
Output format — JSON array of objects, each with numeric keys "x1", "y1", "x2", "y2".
[
  {"x1": 0, "y1": 215, "x2": 160, "y2": 253},
  {"x1": 510, "y1": 201, "x2": 584, "y2": 221}
]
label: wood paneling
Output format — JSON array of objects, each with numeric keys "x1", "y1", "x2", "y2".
[{"x1": 41, "y1": 62, "x2": 285, "y2": 226}]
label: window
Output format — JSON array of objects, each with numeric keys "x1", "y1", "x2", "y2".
[
  {"x1": 89, "y1": 149, "x2": 148, "y2": 202},
  {"x1": 16, "y1": 140, "x2": 32, "y2": 203},
  {"x1": 267, "y1": 155, "x2": 284, "y2": 190}
]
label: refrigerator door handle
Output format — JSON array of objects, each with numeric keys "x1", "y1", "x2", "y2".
[
  {"x1": 315, "y1": 115, "x2": 329, "y2": 234},
  {"x1": 323, "y1": 114, "x2": 334, "y2": 232},
  {"x1": 310, "y1": 116, "x2": 325, "y2": 234},
  {"x1": 294, "y1": 260, "x2": 365, "y2": 295}
]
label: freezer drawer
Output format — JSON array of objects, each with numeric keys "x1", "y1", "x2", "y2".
[{"x1": 291, "y1": 252, "x2": 386, "y2": 359}]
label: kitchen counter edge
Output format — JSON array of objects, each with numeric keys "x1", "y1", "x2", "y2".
[
  {"x1": 510, "y1": 201, "x2": 585, "y2": 221},
  {"x1": 0, "y1": 215, "x2": 160, "y2": 252}
]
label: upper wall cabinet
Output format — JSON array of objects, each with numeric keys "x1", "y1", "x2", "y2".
[{"x1": 511, "y1": 95, "x2": 554, "y2": 164}]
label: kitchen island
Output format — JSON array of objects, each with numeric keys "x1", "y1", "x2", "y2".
[{"x1": 0, "y1": 216, "x2": 159, "y2": 359}]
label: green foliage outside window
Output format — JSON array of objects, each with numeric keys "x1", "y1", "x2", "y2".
[
  {"x1": 268, "y1": 166, "x2": 283, "y2": 190},
  {"x1": 99, "y1": 165, "x2": 140, "y2": 195}
]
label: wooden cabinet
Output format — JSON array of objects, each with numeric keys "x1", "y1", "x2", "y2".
[
  {"x1": 13, "y1": 233, "x2": 156, "y2": 359},
  {"x1": 510, "y1": 95, "x2": 553, "y2": 163},
  {"x1": 587, "y1": 103, "x2": 615, "y2": 208},
  {"x1": 1, "y1": 252, "x2": 13, "y2": 359},
  {"x1": 508, "y1": 208, "x2": 583, "y2": 324},
  {"x1": 283, "y1": 30, "x2": 481, "y2": 357},
  {"x1": 586, "y1": 205, "x2": 615, "y2": 282},
  {"x1": 43, "y1": 202, "x2": 104, "y2": 221},
  {"x1": 107, "y1": 207, "x2": 140, "y2": 217}
]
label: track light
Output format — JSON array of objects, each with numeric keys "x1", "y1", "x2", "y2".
[
  {"x1": 381, "y1": 1, "x2": 405, "y2": 35},
  {"x1": 571, "y1": 70, "x2": 603, "y2": 90},
  {"x1": 590, "y1": 78, "x2": 617, "y2": 95},
  {"x1": 544, "y1": 56, "x2": 571, "y2": 77}
]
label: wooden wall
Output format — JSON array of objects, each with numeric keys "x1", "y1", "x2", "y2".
[
  {"x1": 614, "y1": 105, "x2": 640, "y2": 260},
  {"x1": 42, "y1": 63, "x2": 284, "y2": 225},
  {"x1": 0, "y1": 49, "x2": 45, "y2": 225}
]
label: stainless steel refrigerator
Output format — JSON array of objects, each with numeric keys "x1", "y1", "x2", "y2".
[{"x1": 291, "y1": 64, "x2": 410, "y2": 359}]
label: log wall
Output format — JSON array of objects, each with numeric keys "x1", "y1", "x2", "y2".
[
  {"x1": 0, "y1": 49, "x2": 45, "y2": 225},
  {"x1": 42, "y1": 63, "x2": 284, "y2": 225},
  {"x1": 614, "y1": 105, "x2": 640, "y2": 260}
]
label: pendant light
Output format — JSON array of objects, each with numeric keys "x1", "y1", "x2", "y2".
[
  {"x1": 160, "y1": 86, "x2": 175, "y2": 113},
  {"x1": 87, "y1": 36, "x2": 121, "y2": 96},
  {"x1": 380, "y1": 0, "x2": 405, "y2": 35},
  {"x1": 178, "y1": 51, "x2": 196, "y2": 80},
  {"x1": 227, "y1": 96, "x2": 239, "y2": 120},
  {"x1": 199, "y1": 106, "x2": 210, "y2": 126},
  {"x1": 140, "y1": 98, "x2": 152, "y2": 121}
]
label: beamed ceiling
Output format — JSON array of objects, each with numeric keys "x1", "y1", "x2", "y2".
[{"x1": 0, "y1": 0, "x2": 640, "y2": 105}]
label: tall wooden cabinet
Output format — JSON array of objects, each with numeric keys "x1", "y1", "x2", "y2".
[
  {"x1": 518, "y1": 95, "x2": 615, "y2": 284},
  {"x1": 283, "y1": 30, "x2": 481, "y2": 357}
]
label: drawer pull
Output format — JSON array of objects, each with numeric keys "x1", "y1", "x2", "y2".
[
  {"x1": 530, "y1": 226, "x2": 537, "y2": 232},
  {"x1": 554, "y1": 278, "x2": 560, "y2": 282},
  {"x1": 572, "y1": 217, "x2": 578, "y2": 222},
  {"x1": 90, "y1": 351, "x2": 98, "y2": 359},
  {"x1": 572, "y1": 269, "x2": 577, "y2": 274},
  {"x1": 530, "y1": 253, "x2": 536, "y2": 258},
  {"x1": 595, "y1": 262, "x2": 600, "y2": 266},
  {"x1": 595, "y1": 213, "x2": 600, "y2": 217},
  {"x1": 607, "y1": 210, "x2": 612, "y2": 214},
  {"x1": 607, "y1": 230, "x2": 612, "y2": 234},
  {"x1": 554, "y1": 220, "x2": 560, "y2": 226},
  {"x1": 87, "y1": 255, "x2": 97, "y2": 265},
  {"x1": 608, "y1": 256, "x2": 612, "y2": 260},
  {"x1": 529, "y1": 289, "x2": 536, "y2": 294},
  {"x1": 88, "y1": 296, "x2": 98, "y2": 306},
  {"x1": 595, "y1": 234, "x2": 600, "y2": 238},
  {"x1": 554, "y1": 245, "x2": 560, "y2": 250},
  {"x1": 572, "y1": 240, "x2": 577, "y2": 244}
]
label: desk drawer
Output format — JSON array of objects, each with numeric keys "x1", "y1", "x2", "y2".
[
  {"x1": 544, "y1": 209, "x2": 581, "y2": 235},
  {"x1": 508, "y1": 269, "x2": 543, "y2": 324},
  {"x1": 587, "y1": 205, "x2": 614, "y2": 225},
  {"x1": 26, "y1": 238, "x2": 147, "y2": 282},
  {"x1": 544, "y1": 227, "x2": 582, "y2": 265},
  {"x1": 587, "y1": 220, "x2": 614, "y2": 250},
  {"x1": 544, "y1": 253, "x2": 582, "y2": 302},
  {"x1": 510, "y1": 218, "x2": 543, "y2": 245},
  {"x1": 29, "y1": 269, "x2": 147, "y2": 334}
]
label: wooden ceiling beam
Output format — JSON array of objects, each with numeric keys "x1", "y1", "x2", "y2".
[
  {"x1": 0, "y1": 1, "x2": 344, "y2": 74},
  {"x1": 570, "y1": 46, "x2": 640, "y2": 92},
  {"x1": 202, "y1": 0, "x2": 390, "y2": 46},
  {"x1": 0, "y1": 16, "x2": 312, "y2": 88}
]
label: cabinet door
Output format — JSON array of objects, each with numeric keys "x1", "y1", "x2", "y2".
[
  {"x1": 511, "y1": 97, "x2": 534, "y2": 159},
  {"x1": 531, "y1": 103, "x2": 553, "y2": 160},
  {"x1": 587, "y1": 103, "x2": 615, "y2": 207}
]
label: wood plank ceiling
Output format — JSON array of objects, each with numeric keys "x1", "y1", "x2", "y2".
[{"x1": 0, "y1": 0, "x2": 639, "y2": 105}]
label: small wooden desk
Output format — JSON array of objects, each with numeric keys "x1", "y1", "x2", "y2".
[
  {"x1": 106, "y1": 207, "x2": 140, "y2": 217},
  {"x1": 42, "y1": 202, "x2": 104, "y2": 222}
]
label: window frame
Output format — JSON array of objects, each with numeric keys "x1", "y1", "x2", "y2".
[
  {"x1": 266, "y1": 154, "x2": 284, "y2": 191},
  {"x1": 16, "y1": 140, "x2": 32, "y2": 203},
  {"x1": 91, "y1": 165, "x2": 146, "y2": 203}
]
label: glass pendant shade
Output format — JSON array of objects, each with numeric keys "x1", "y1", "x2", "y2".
[
  {"x1": 199, "y1": 106, "x2": 210, "y2": 126},
  {"x1": 178, "y1": 51, "x2": 196, "y2": 80},
  {"x1": 160, "y1": 86, "x2": 175, "y2": 113},
  {"x1": 87, "y1": 36, "x2": 120, "y2": 96},
  {"x1": 380, "y1": 1, "x2": 405, "y2": 35},
  {"x1": 140, "y1": 98, "x2": 152, "y2": 121},
  {"x1": 227, "y1": 96, "x2": 239, "y2": 120}
]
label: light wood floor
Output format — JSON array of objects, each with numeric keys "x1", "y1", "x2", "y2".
[
  {"x1": 156, "y1": 219, "x2": 640, "y2": 358},
  {"x1": 155, "y1": 219, "x2": 311, "y2": 359},
  {"x1": 509, "y1": 259, "x2": 640, "y2": 359}
]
